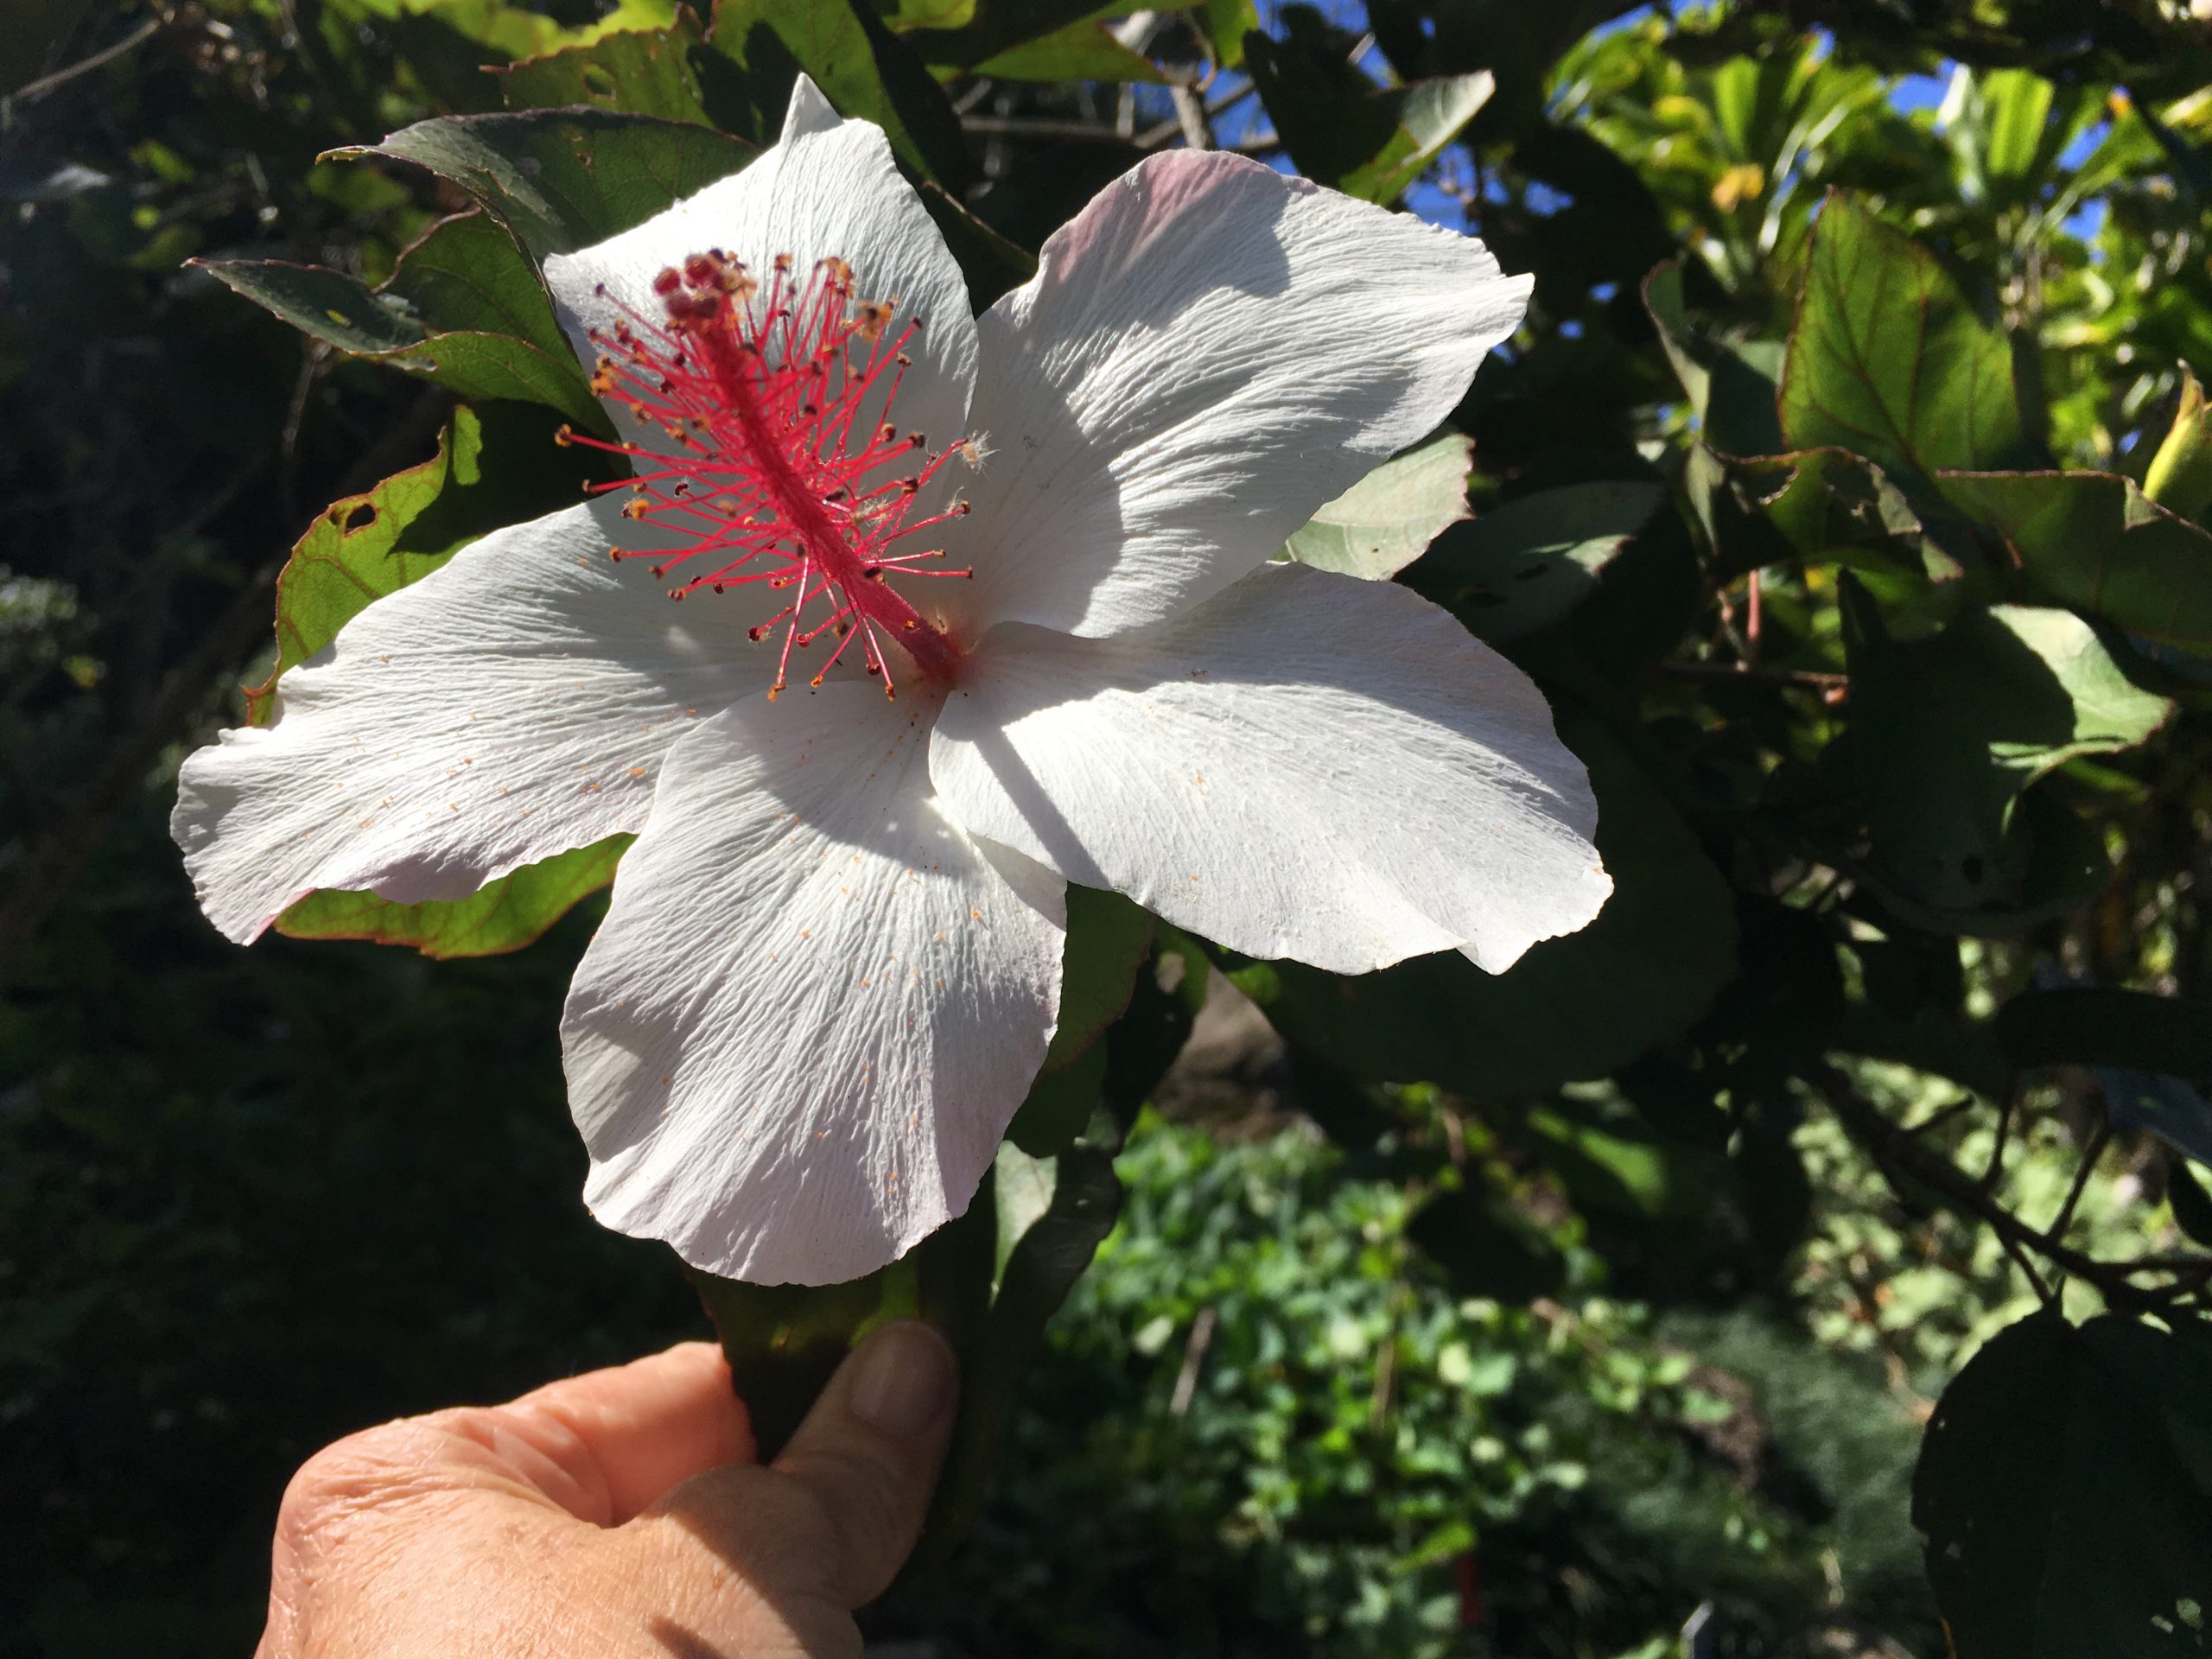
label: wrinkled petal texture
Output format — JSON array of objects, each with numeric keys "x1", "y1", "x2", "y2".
[
  {"x1": 930, "y1": 562, "x2": 1611, "y2": 976},
  {"x1": 939, "y1": 149, "x2": 1531, "y2": 643},
  {"x1": 563, "y1": 681, "x2": 1065, "y2": 1286},
  {"x1": 172, "y1": 502, "x2": 768, "y2": 944},
  {"x1": 542, "y1": 77, "x2": 977, "y2": 486}
]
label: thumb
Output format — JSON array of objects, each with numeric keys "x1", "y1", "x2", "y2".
[{"x1": 768, "y1": 1319, "x2": 961, "y2": 1608}]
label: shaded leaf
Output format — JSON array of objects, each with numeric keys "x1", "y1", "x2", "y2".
[
  {"x1": 1643, "y1": 259, "x2": 1785, "y2": 459},
  {"x1": 1282, "y1": 430, "x2": 1471, "y2": 580},
  {"x1": 1408, "y1": 480, "x2": 1663, "y2": 640},
  {"x1": 1939, "y1": 469, "x2": 2212, "y2": 653},
  {"x1": 1714, "y1": 448, "x2": 1934, "y2": 578},
  {"x1": 1228, "y1": 712, "x2": 1737, "y2": 1100},
  {"x1": 275, "y1": 836, "x2": 630, "y2": 959},
  {"x1": 686, "y1": 1261, "x2": 915, "y2": 1460},
  {"x1": 1996, "y1": 986, "x2": 2212, "y2": 1079},
  {"x1": 1913, "y1": 1311, "x2": 2212, "y2": 1657},
  {"x1": 920, "y1": 1139, "x2": 1122, "y2": 1560},
  {"x1": 1779, "y1": 193, "x2": 2038, "y2": 483},
  {"x1": 2170, "y1": 1159, "x2": 2212, "y2": 1249},
  {"x1": 497, "y1": 9, "x2": 711, "y2": 123},
  {"x1": 1841, "y1": 588, "x2": 2174, "y2": 926},
  {"x1": 1042, "y1": 886, "x2": 1154, "y2": 1074},
  {"x1": 914, "y1": 179, "x2": 1038, "y2": 308},
  {"x1": 1249, "y1": 8, "x2": 1491, "y2": 206},
  {"x1": 1006, "y1": 1039, "x2": 1106, "y2": 1158},
  {"x1": 707, "y1": 0, "x2": 970, "y2": 188},
  {"x1": 874, "y1": 0, "x2": 978, "y2": 29},
  {"x1": 1406, "y1": 1186, "x2": 1568, "y2": 1303},
  {"x1": 331, "y1": 108, "x2": 758, "y2": 259}
]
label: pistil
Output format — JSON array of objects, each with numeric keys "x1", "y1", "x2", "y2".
[{"x1": 559, "y1": 251, "x2": 976, "y2": 698}]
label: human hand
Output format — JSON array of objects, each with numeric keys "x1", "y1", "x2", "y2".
[{"x1": 257, "y1": 1321, "x2": 958, "y2": 1658}]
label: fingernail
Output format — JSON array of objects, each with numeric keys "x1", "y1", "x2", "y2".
[{"x1": 846, "y1": 1321, "x2": 956, "y2": 1438}]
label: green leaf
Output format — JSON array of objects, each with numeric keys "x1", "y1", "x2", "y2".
[
  {"x1": 331, "y1": 108, "x2": 758, "y2": 259},
  {"x1": 275, "y1": 836, "x2": 631, "y2": 958},
  {"x1": 970, "y1": 19, "x2": 1166, "y2": 83},
  {"x1": 497, "y1": 10, "x2": 712, "y2": 123},
  {"x1": 1248, "y1": 10, "x2": 1492, "y2": 205},
  {"x1": 914, "y1": 179, "x2": 1038, "y2": 308},
  {"x1": 1281, "y1": 430, "x2": 1471, "y2": 580},
  {"x1": 920, "y1": 1139, "x2": 1122, "y2": 1560},
  {"x1": 1722, "y1": 448, "x2": 1931, "y2": 571},
  {"x1": 1407, "y1": 480, "x2": 1664, "y2": 641},
  {"x1": 1227, "y1": 712, "x2": 1738, "y2": 1100},
  {"x1": 705, "y1": 0, "x2": 970, "y2": 188},
  {"x1": 2170, "y1": 1159, "x2": 2212, "y2": 1249},
  {"x1": 1405, "y1": 1186, "x2": 1567, "y2": 1303},
  {"x1": 1995, "y1": 987, "x2": 2212, "y2": 1078},
  {"x1": 1043, "y1": 885, "x2": 1154, "y2": 1074},
  {"x1": 1642, "y1": 258, "x2": 1785, "y2": 459},
  {"x1": 873, "y1": 0, "x2": 978, "y2": 29},
  {"x1": 197, "y1": 258, "x2": 423, "y2": 355},
  {"x1": 247, "y1": 404, "x2": 594, "y2": 723},
  {"x1": 1840, "y1": 588, "x2": 2175, "y2": 926},
  {"x1": 898, "y1": 0, "x2": 1124, "y2": 73},
  {"x1": 198, "y1": 253, "x2": 601, "y2": 425},
  {"x1": 1194, "y1": 0, "x2": 1261, "y2": 71},
  {"x1": 1938, "y1": 469, "x2": 2212, "y2": 653},
  {"x1": 1913, "y1": 1311, "x2": 2212, "y2": 1656},
  {"x1": 384, "y1": 209, "x2": 575, "y2": 356},
  {"x1": 1779, "y1": 193, "x2": 2037, "y2": 483},
  {"x1": 1006, "y1": 1039, "x2": 1107, "y2": 1157},
  {"x1": 685, "y1": 1261, "x2": 917, "y2": 1460},
  {"x1": 2145, "y1": 370, "x2": 2212, "y2": 520}
]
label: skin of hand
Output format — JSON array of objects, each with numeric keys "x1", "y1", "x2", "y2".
[{"x1": 256, "y1": 1320, "x2": 958, "y2": 1659}]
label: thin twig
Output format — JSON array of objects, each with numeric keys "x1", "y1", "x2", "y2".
[
  {"x1": 1655, "y1": 658, "x2": 1847, "y2": 690},
  {"x1": 1169, "y1": 1306, "x2": 1217, "y2": 1417},
  {"x1": 1170, "y1": 83, "x2": 1214, "y2": 150},
  {"x1": 2046, "y1": 1121, "x2": 2114, "y2": 1246},
  {"x1": 4, "y1": 10, "x2": 166, "y2": 108}
]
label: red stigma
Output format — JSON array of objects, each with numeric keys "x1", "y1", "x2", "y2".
[{"x1": 568, "y1": 250, "x2": 976, "y2": 699}]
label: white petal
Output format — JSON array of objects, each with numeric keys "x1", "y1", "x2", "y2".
[
  {"x1": 171, "y1": 500, "x2": 774, "y2": 944},
  {"x1": 781, "y1": 72, "x2": 842, "y2": 141},
  {"x1": 931, "y1": 562, "x2": 1610, "y2": 975},
  {"x1": 936, "y1": 149, "x2": 1530, "y2": 642},
  {"x1": 541, "y1": 85, "x2": 977, "y2": 482},
  {"x1": 563, "y1": 681, "x2": 1065, "y2": 1286}
]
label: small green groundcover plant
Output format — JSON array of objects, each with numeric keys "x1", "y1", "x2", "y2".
[{"x1": 6, "y1": 3, "x2": 2212, "y2": 1655}]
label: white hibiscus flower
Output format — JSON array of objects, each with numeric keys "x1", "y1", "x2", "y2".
[{"x1": 172, "y1": 78, "x2": 1612, "y2": 1286}]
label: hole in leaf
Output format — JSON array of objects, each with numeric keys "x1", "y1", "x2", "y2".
[
  {"x1": 340, "y1": 501, "x2": 378, "y2": 534},
  {"x1": 581, "y1": 64, "x2": 619, "y2": 100}
]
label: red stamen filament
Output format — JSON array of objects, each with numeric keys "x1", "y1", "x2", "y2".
[{"x1": 559, "y1": 250, "x2": 975, "y2": 699}]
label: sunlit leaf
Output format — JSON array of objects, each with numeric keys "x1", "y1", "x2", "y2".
[
  {"x1": 1281, "y1": 430, "x2": 1471, "y2": 580},
  {"x1": 275, "y1": 836, "x2": 631, "y2": 958},
  {"x1": 330, "y1": 108, "x2": 758, "y2": 259},
  {"x1": 497, "y1": 8, "x2": 711, "y2": 123},
  {"x1": 1779, "y1": 194, "x2": 2038, "y2": 483},
  {"x1": 2144, "y1": 369, "x2": 2212, "y2": 520},
  {"x1": 1940, "y1": 469, "x2": 2212, "y2": 652},
  {"x1": 971, "y1": 19, "x2": 1166, "y2": 83},
  {"x1": 1840, "y1": 586, "x2": 2174, "y2": 926},
  {"x1": 246, "y1": 404, "x2": 598, "y2": 724}
]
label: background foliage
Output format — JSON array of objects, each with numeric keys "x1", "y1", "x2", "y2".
[{"x1": 7, "y1": 1, "x2": 2212, "y2": 1655}]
